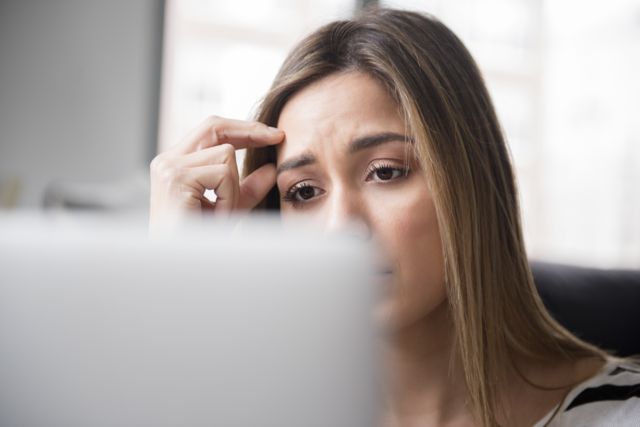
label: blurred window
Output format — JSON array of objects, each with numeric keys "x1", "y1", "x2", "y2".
[{"x1": 161, "y1": 0, "x2": 640, "y2": 268}]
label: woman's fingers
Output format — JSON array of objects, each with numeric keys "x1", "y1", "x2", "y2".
[
  {"x1": 149, "y1": 115, "x2": 283, "y2": 232},
  {"x1": 175, "y1": 143, "x2": 241, "y2": 195},
  {"x1": 171, "y1": 116, "x2": 284, "y2": 155},
  {"x1": 174, "y1": 143, "x2": 238, "y2": 170},
  {"x1": 186, "y1": 164, "x2": 240, "y2": 214},
  {"x1": 149, "y1": 153, "x2": 240, "y2": 223},
  {"x1": 237, "y1": 163, "x2": 277, "y2": 211}
]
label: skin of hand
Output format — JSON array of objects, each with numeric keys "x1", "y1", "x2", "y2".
[{"x1": 149, "y1": 116, "x2": 284, "y2": 232}]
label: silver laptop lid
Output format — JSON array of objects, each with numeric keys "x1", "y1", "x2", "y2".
[{"x1": 0, "y1": 214, "x2": 382, "y2": 427}]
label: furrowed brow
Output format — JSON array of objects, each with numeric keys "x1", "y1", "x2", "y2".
[
  {"x1": 348, "y1": 132, "x2": 414, "y2": 153},
  {"x1": 276, "y1": 153, "x2": 316, "y2": 177},
  {"x1": 276, "y1": 133, "x2": 413, "y2": 177}
]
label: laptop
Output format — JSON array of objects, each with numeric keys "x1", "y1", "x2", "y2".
[{"x1": 0, "y1": 213, "x2": 382, "y2": 427}]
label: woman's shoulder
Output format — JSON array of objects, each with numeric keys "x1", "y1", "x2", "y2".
[{"x1": 535, "y1": 358, "x2": 640, "y2": 427}]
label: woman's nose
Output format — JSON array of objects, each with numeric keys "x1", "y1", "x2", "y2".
[{"x1": 322, "y1": 189, "x2": 372, "y2": 240}]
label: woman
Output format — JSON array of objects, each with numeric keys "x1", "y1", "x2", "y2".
[{"x1": 150, "y1": 8, "x2": 640, "y2": 426}]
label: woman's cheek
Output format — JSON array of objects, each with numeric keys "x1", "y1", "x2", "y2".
[{"x1": 387, "y1": 186, "x2": 445, "y2": 313}]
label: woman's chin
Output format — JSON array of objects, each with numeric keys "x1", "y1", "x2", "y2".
[{"x1": 373, "y1": 292, "x2": 402, "y2": 334}]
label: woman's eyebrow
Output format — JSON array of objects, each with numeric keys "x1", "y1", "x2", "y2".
[
  {"x1": 348, "y1": 132, "x2": 414, "y2": 153},
  {"x1": 277, "y1": 153, "x2": 316, "y2": 177},
  {"x1": 276, "y1": 132, "x2": 413, "y2": 178}
]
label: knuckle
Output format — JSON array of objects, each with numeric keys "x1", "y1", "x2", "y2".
[
  {"x1": 207, "y1": 115, "x2": 222, "y2": 127},
  {"x1": 219, "y1": 143, "x2": 235, "y2": 159},
  {"x1": 163, "y1": 166, "x2": 185, "y2": 184},
  {"x1": 149, "y1": 156, "x2": 160, "y2": 172},
  {"x1": 207, "y1": 115, "x2": 223, "y2": 144},
  {"x1": 150, "y1": 154, "x2": 168, "y2": 174},
  {"x1": 213, "y1": 127, "x2": 226, "y2": 144}
]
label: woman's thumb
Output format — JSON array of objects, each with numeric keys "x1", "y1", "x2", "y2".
[{"x1": 237, "y1": 163, "x2": 277, "y2": 211}]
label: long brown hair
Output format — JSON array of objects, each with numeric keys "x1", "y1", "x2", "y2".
[{"x1": 243, "y1": 8, "x2": 607, "y2": 426}]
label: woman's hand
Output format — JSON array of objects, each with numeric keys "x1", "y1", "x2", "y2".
[{"x1": 149, "y1": 116, "x2": 284, "y2": 232}]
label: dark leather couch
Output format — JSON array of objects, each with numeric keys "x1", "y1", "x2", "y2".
[{"x1": 532, "y1": 261, "x2": 640, "y2": 357}]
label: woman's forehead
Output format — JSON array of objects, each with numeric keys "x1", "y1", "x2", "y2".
[
  {"x1": 275, "y1": 71, "x2": 405, "y2": 158},
  {"x1": 277, "y1": 71, "x2": 398, "y2": 126}
]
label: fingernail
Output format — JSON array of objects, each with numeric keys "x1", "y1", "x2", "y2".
[{"x1": 268, "y1": 126, "x2": 282, "y2": 133}]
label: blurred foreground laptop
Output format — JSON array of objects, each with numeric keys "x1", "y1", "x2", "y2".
[{"x1": 0, "y1": 214, "x2": 382, "y2": 427}]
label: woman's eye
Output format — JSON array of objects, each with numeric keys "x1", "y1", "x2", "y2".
[
  {"x1": 366, "y1": 165, "x2": 409, "y2": 182},
  {"x1": 296, "y1": 185, "x2": 317, "y2": 201},
  {"x1": 282, "y1": 183, "x2": 323, "y2": 205}
]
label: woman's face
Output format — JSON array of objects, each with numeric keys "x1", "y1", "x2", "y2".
[{"x1": 275, "y1": 71, "x2": 445, "y2": 330}]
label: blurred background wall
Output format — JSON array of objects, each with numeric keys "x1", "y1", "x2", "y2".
[
  {"x1": 0, "y1": 0, "x2": 163, "y2": 210},
  {"x1": 1, "y1": 0, "x2": 638, "y2": 268}
]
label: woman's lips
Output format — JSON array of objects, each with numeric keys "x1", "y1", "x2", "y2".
[{"x1": 374, "y1": 269, "x2": 394, "y2": 282}]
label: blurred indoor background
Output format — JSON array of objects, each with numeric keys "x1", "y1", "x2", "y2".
[{"x1": 1, "y1": 0, "x2": 639, "y2": 268}]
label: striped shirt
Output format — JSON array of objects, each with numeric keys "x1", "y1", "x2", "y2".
[{"x1": 532, "y1": 358, "x2": 640, "y2": 426}]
